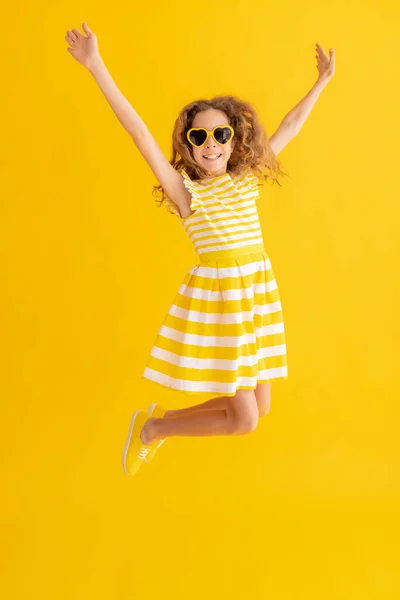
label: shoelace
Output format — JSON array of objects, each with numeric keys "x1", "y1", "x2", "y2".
[{"x1": 137, "y1": 447, "x2": 151, "y2": 459}]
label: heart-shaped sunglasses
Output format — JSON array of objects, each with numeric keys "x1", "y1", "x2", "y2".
[{"x1": 186, "y1": 125, "x2": 234, "y2": 148}]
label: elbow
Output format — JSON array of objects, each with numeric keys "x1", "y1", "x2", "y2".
[{"x1": 286, "y1": 120, "x2": 299, "y2": 137}]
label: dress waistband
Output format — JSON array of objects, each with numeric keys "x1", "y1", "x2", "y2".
[{"x1": 198, "y1": 243, "x2": 266, "y2": 264}]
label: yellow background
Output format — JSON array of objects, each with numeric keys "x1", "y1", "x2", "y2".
[{"x1": 1, "y1": 0, "x2": 400, "y2": 598}]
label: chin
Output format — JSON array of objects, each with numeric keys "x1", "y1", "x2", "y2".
[{"x1": 203, "y1": 159, "x2": 227, "y2": 174}]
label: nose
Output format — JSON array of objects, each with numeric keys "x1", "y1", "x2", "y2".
[{"x1": 205, "y1": 135, "x2": 217, "y2": 147}]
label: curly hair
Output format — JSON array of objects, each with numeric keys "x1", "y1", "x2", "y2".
[{"x1": 153, "y1": 94, "x2": 290, "y2": 213}]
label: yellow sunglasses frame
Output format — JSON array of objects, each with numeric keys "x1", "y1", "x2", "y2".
[{"x1": 186, "y1": 125, "x2": 235, "y2": 148}]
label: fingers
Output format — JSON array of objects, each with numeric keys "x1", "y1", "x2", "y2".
[
  {"x1": 314, "y1": 43, "x2": 336, "y2": 79},
  {"x1": 65, "y1": 31, "x2": 76, "y2": 46},
  {"x1": 65, "y1": 22, "x2": 93, "y2": 47},
  {"x1": 82, "y1": 21, "x2": 93, "y2": 36},
  {"x1": 65, "y1": 30, "x2": 79, "y2": 45},
  {"x1": 316, "y1": 43, "x2": 335, "y2": 64},
  {"x1": 316, "y1": 43, "x2": 328, "y2": 60},
  {"x1": 329, "y1": 48, "x2": 336, "y2": 72}
]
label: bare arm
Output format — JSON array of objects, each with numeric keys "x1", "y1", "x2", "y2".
[
  {"x1": 65, "y1": 22, "x2": 191, "y2": 217},
  {"x1": 87, "y1": 56, "x2": 191, "y2": 206},
  {"x1": 88, "y1": 56, "x2": 147, "y2": 138},
  {"x1": 269, "y1": 44, "x2": 336, "y2": 155},
  {"x1": 281, "y1": 77, "x2": 330, "y2": 135},
  {"x1": 267, "y1": 81, "x2": 327, "y2": 155}
]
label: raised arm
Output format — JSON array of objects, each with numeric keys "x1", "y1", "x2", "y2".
[
  {"x1": 268, "y1": 43, "x2": 336, "y2": 156},
  {"x1": 65, "y1": 22, "x2": 191, "y2": 216}
]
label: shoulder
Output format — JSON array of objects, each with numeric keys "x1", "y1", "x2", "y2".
[
  {"x1": 233, "y1": 169, "x2": 260, "y2": 194},
  {"x1": 178, "y1": 168, "x2": 202, "y2": 193}
]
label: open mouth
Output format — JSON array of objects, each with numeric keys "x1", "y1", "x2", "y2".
[{"x1": 203, "y1": 154, "x2": 222, "y2": 161}]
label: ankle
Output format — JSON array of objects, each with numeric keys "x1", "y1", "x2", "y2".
[{"x1": 140, "y1": 418, "x2": 155, "y2": 445}]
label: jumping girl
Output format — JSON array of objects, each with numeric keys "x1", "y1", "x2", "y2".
[{"x1": 65, "y1": 22, "x2": 335, "y2": 476}]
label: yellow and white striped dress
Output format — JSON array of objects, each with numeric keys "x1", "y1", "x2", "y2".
[{"x1": 143, "y1": 168, "x2": 288, "y2": 396}]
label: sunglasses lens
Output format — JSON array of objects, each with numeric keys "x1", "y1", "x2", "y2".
[
  {"x1": 214, "y1": 127, "x2": 232, "y2": 144},
  {"x1": 188, "y1": 129, "x2": 208, "y2": 147}
]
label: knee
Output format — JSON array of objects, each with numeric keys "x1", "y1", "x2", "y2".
[
  {"x1": 227, "y1": 392, "x2": 259, "y2": 434},
  {"x1": 240, "y1": 412, "x2": 259, "y2": 433},
  {"x1": 256, "y1": 384, "x2": 271, "y2": 417},
  {"x1": 230, "y1": 411, "x2": 258, "y2": 434},
  {"x1": 258, "y1": 401, "x2": 270, "y2": 417}
]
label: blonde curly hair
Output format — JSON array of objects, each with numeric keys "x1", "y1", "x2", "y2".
[{"x1": 153, "y1": 94, "x2": 289, "y2": 213}]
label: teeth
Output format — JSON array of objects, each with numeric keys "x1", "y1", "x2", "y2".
[{"x1": 204, "y1": 154, "x2": 221, "y2": 160}]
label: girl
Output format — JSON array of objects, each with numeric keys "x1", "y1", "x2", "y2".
[{"x1": 65, "y1": 23, "x2": 335, "y2": 476}]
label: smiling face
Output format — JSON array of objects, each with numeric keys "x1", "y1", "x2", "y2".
[{"x1": 189, "y1": 108, "x2": 235, "y2": 179}]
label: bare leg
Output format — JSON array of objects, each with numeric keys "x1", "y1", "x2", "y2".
[
  {"x1": 164, "y1": 395, "x2": 232, "y2": 419},
  {"x1": 255, "y1": 382, "x2": 271, "y2": 416},
  {"x1": 163, "y1": 382, "x2": 272, "y2": 419},
  {"x1": 141, "y1": 390, "x2": 259, "y2": 445}
]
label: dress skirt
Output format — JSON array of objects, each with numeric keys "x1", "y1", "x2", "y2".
[{"x1": 143, "y1": 248, "x2": 288, "y2": 397}]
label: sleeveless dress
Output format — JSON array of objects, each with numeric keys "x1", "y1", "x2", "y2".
[{"x1": 143, "y1": 168, "x2": 288, "y2": 397}]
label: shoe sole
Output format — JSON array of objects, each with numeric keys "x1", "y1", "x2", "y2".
[{"x1": 122, "y1": 410, "x2": 140, "y2": 475}]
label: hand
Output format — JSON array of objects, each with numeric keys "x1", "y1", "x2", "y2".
[
  {"x1": 315, "y1": 43, "x2": 335, "y2": 82},
  {"x1": 65, "y1": 22, "x2": 100, "y2": 70}
]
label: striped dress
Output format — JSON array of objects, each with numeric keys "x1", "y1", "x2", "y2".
[{"x1": 143, "y1": 168, "x2": 288, "y2": 396}]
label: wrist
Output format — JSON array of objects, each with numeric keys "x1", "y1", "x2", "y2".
[
  {"x1": 315, "y1": 76, "x2": 330, "y2": 90},
  {"x1": 87, "y1": 54, "x2": 104, "y2": 75}
]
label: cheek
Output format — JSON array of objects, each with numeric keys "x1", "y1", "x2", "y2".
[
  {"x1": 192, "y1": 147, "x2": 203, "y2": 162},
  {"x1": 224, "y1": 143, "x2": 233, "y2": 157}
]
